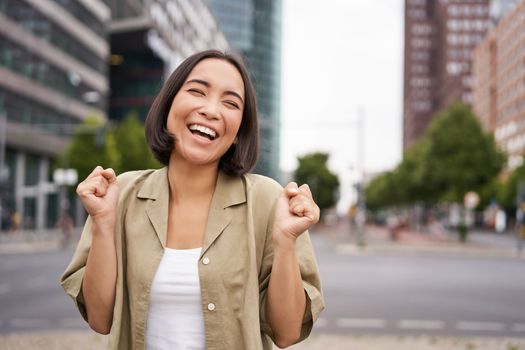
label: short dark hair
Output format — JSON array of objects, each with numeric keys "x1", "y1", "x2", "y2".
[{"x1": 145, "y1": 49, "x2": 259, "y2": 176}]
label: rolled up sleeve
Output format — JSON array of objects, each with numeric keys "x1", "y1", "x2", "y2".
[
  {"x1": 259, "y1": 225, "x2": 325, "y2": 343},
  {"x1": 60, "y1": 216, "x2": 93, "y2": 322}
]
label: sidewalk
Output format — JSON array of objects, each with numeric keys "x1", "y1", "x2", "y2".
[
  {"x1": 1, "y1": 330, "x2": 524, "y2": 350},
  {"x1": 311, "y1": 220, "x2": 524, "y2": 259},
  {"x1": 1, "y1": 221, "x2": 523, "y2": 258},
  {"x1": 0, "y1": 228, "x2": 80, "y2": 254}
]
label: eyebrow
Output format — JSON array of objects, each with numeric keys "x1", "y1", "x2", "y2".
[{"x1": 186, "y1": 78, "x2": 244, "y2": 105}]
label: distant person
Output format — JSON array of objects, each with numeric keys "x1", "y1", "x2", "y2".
[
  {"x1": 11, "y1": 211, "x2": 20, "y2": 231},
  {"x1": 57, "y1": 214, "x2": 74, "y2": 248},
  {"x1": 61, "y1": 50, "x2": 324, "y2": 349}
]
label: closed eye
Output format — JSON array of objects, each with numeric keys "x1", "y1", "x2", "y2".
[
  {"x1": 187, "y1": 88, "x2": 205, "y2": 96},
  {"x1": 224, "y1": 100, "x2": 240, "y2": 109}
]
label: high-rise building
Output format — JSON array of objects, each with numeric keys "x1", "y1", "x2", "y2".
[
  {"x1": 206, "y1": 0, "x2": 282, "y2": 180},
  {"x1": 105, "y1": 0, "x2": 228, "y2": 122},
  {"x1": 0, "y1": 0, "x2": 228, "y2": 231},
  {"x1": 403, "y1": 0, "x2": 491, "y2": 150},
  {"x1": 0, "y1": 0, "x2": 110, "y2": 230},
  {"x1": 472, "y1": 0, "x2": 525, "y2": 169}
]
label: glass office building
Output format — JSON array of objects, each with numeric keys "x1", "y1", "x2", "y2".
[
  {"x1": 105, "y1": 0, "x2": 228, "y2": 123},
  {"x1": 206, "y1": 0, "x2": 282, "y2": 180},
  {"x1": 0, "y1": 0, "x2": 109, "y2": 230}
]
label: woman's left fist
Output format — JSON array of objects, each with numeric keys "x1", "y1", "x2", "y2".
[{"x1": 272, "y1": 182, "x2": 320, "y2": 246}]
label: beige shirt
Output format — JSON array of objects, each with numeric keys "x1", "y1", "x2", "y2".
[{"x1": 61, "y1": 167, "x2": 324, "y2": 350}]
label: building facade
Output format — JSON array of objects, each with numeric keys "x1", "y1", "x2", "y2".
[
  {"x1": 106, "y1": 0, "x2": 228, "y2": 123},
  {"x1": 403, "y1": 0, "x2": 491, "y2": 150},
  {"x1": 472, "y1": 0, "x2": 525, "y2": 169},
  {"x1": 0, "y1": 0, "x2": 228, "y2": 231},
  {"x1": 206, "y1": 0, "x2": 282, "y2": 180},
  {"x1": 0, "y1": 0, "x2": 110, "y2": 230}
]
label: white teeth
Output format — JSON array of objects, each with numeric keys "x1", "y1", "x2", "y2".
[{"x1": 189, "y1": 124, "x2": 217, "y2": 139}]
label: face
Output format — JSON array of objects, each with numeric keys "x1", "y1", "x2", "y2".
[{"x1": 166, "y1": 58, "x2": 245, "y2": 167}]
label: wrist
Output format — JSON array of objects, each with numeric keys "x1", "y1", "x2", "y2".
[
  {"x1": 91, "y1": 214, "x2": 116, "y2": 235},
  {"x1": 272, "y1": 230, "x2": 297, "y2": 251}
]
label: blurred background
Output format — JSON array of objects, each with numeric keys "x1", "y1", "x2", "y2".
[{"x1": 1, "y1": 0, "x2": 525, "y2": 349}]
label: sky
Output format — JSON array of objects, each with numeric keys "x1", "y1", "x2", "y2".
[{"x1": 280, "y1": 0, "x2": 404, "y2": 213}]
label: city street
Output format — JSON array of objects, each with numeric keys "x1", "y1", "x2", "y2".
[
  {"x1": 310, "y1": 230, "x2": 525, "y2": 338},
  {"x1": 1, "y1": 224, "x2": 524, "y2": 345}
]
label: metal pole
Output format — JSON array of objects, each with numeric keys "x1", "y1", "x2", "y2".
[
  {"x1": 0, "y1": 112, "x2": 5, "y2": 229},
  {"x1": 0, "y1": 112, "x2": 6, "y2": 183},
  {"x1": 356, "y1": 107, "x2": 366, "y2": 246}
]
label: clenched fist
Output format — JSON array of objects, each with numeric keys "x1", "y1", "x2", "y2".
[
  {"x1": 76, "y1": 166, "x2": 118, "y2": 224},
  {"x1": 272, "y1": 182, "x2": 320, "y2": 248}
]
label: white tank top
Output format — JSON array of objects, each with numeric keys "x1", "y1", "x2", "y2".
[{"x1": 145, "y1": 247, "x2": 205, "y2": 350}]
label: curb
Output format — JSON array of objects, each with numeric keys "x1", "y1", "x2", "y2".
[{"x1": 335, "y1": 242, "x2": 525, "y2": 259}]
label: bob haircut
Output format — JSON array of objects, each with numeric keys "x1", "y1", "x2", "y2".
[{"x1": 145, "y1": 49, "x2": 259, "y2": 176}]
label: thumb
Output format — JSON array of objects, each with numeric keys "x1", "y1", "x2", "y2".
[{"x1": 283, "y1": 182, "x2": 299, "y2": 199}]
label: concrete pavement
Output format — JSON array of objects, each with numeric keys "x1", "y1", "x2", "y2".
[
  {"x1": 1, "y1": 331, "x2": 525, "y2": 349},
  {"x1": 0, "y1": 220, "x2": 521, "y2": 257},
  {"x1": 312, "y1": 220, "x2": 524, "y2": 259}
]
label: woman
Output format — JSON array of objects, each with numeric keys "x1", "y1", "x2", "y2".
[{"x1": 61, "y1": 50, "x2": 324, "y2": 350}]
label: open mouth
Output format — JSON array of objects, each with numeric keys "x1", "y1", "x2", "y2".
[{"x1": 188, "y1": 124, "x2": 217, "y2": 141}]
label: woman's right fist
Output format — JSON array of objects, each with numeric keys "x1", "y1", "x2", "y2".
[{"x1": 76, "y1": 166, "x2": 119, "y2": 221}]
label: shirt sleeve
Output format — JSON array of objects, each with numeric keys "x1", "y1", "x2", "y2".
[
  {"x1": 60, "y1": 216, "x2": 94, "y2": 322},
  {"x1": 59, "y1": 170, "x2": 139, "y2": 324},
  {"x1": 258, "y1": 187, "x2": 325, "y2": 344}
]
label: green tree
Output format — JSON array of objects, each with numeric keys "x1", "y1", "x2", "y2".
[
  {"x1": 61, "y1": 116, "x2": 121, "y2": 183},
  {"x1": 365, "y1": 139, "x2": 429, "y2": 210},
  {"x1": 365, "y1": 103, "x2": 505, "y2": 212},
  {"x1": 500, "y1": 162, "x2": 525, "y2": 211},
  {"x1": 365, "y1": 171, "x2": 396, "y2": 210},
  {"x1": 113, "y1": 111, "x2": 160, "y2": 173},
  {"x1": 294, "y1": 152, "x2": 339, "y2": 213},
  {"x1": 422, "y1": 103, "x2": 505, "y2": 203}
]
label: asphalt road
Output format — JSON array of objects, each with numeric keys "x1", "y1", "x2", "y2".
[
  {"x1": 312, "y1": 234, "x2": 525, "y2": 337},
  {"x1": 0, "y1": 248, "x2": 90, "y2": 333},
  {"x1": 0, "y1": 233, "x2": 524, "y2": 338}
]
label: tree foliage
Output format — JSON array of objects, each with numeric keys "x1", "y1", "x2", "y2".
[
  {"x1": 422, "y1": 103, "x2": 504, "y2": 203},
  {"x1": 365, "y1": 103, "x2": 505, "y2": 210},
  {"x1": 113, "y1": 111, "x2": 160, "y2": 173},
  {"x1": 499, "y1": 162, "x2": 525, "y2": 211},
  {"x1": 294, "y1": 152, "x2": 339, "y2": 212},
  {"x1": 62, "y1": 115, "x2": 121, "y2": 182},
  {"x1": 62, "y1": 112, "x2": 160, "y2": 185}
]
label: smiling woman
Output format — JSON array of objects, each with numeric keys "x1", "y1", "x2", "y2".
[
  {"x1": 145, "y1": 51, "x2": 259, "y2": 176},
  {"x1": 61, "y1": 49, "x2": 324, "y2": 350}
]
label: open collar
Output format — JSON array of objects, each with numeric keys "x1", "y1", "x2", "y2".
[{"x1": 137, "y1": 167, "x2": 246, "y2": 254}]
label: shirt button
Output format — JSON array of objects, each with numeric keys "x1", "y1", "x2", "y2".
[
  {"x1": 202, "y1": 257, "x2": 210, "y2": 265},
  {"x1": 207, "y1": 303, "x2": 216, "y2": 311}
]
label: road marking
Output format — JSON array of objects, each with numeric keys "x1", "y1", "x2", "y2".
[
  {"x1": 456, "y1": 321, "x2": 505, "y2": 332},
  {"x1": 10, "y1": 318, "x2": 50, "y2": 328},
  {"x1": 512, "y1": 323, "x2": 525, "y2": 332},
  {"x1": 398, "y1": 319, "x2": 444, "y2": 330},
  {"x1": 337, "y1": 318, "x2": 386, "y2": 329}
]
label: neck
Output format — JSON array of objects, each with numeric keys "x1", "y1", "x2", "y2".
[{"x1": 167, "y1": 157, "x2": 219, "y2": 204}]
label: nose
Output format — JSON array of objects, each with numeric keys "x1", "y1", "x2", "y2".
[{"x1": 198, "y1": 99, "x2": 220, "y2": 120}]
